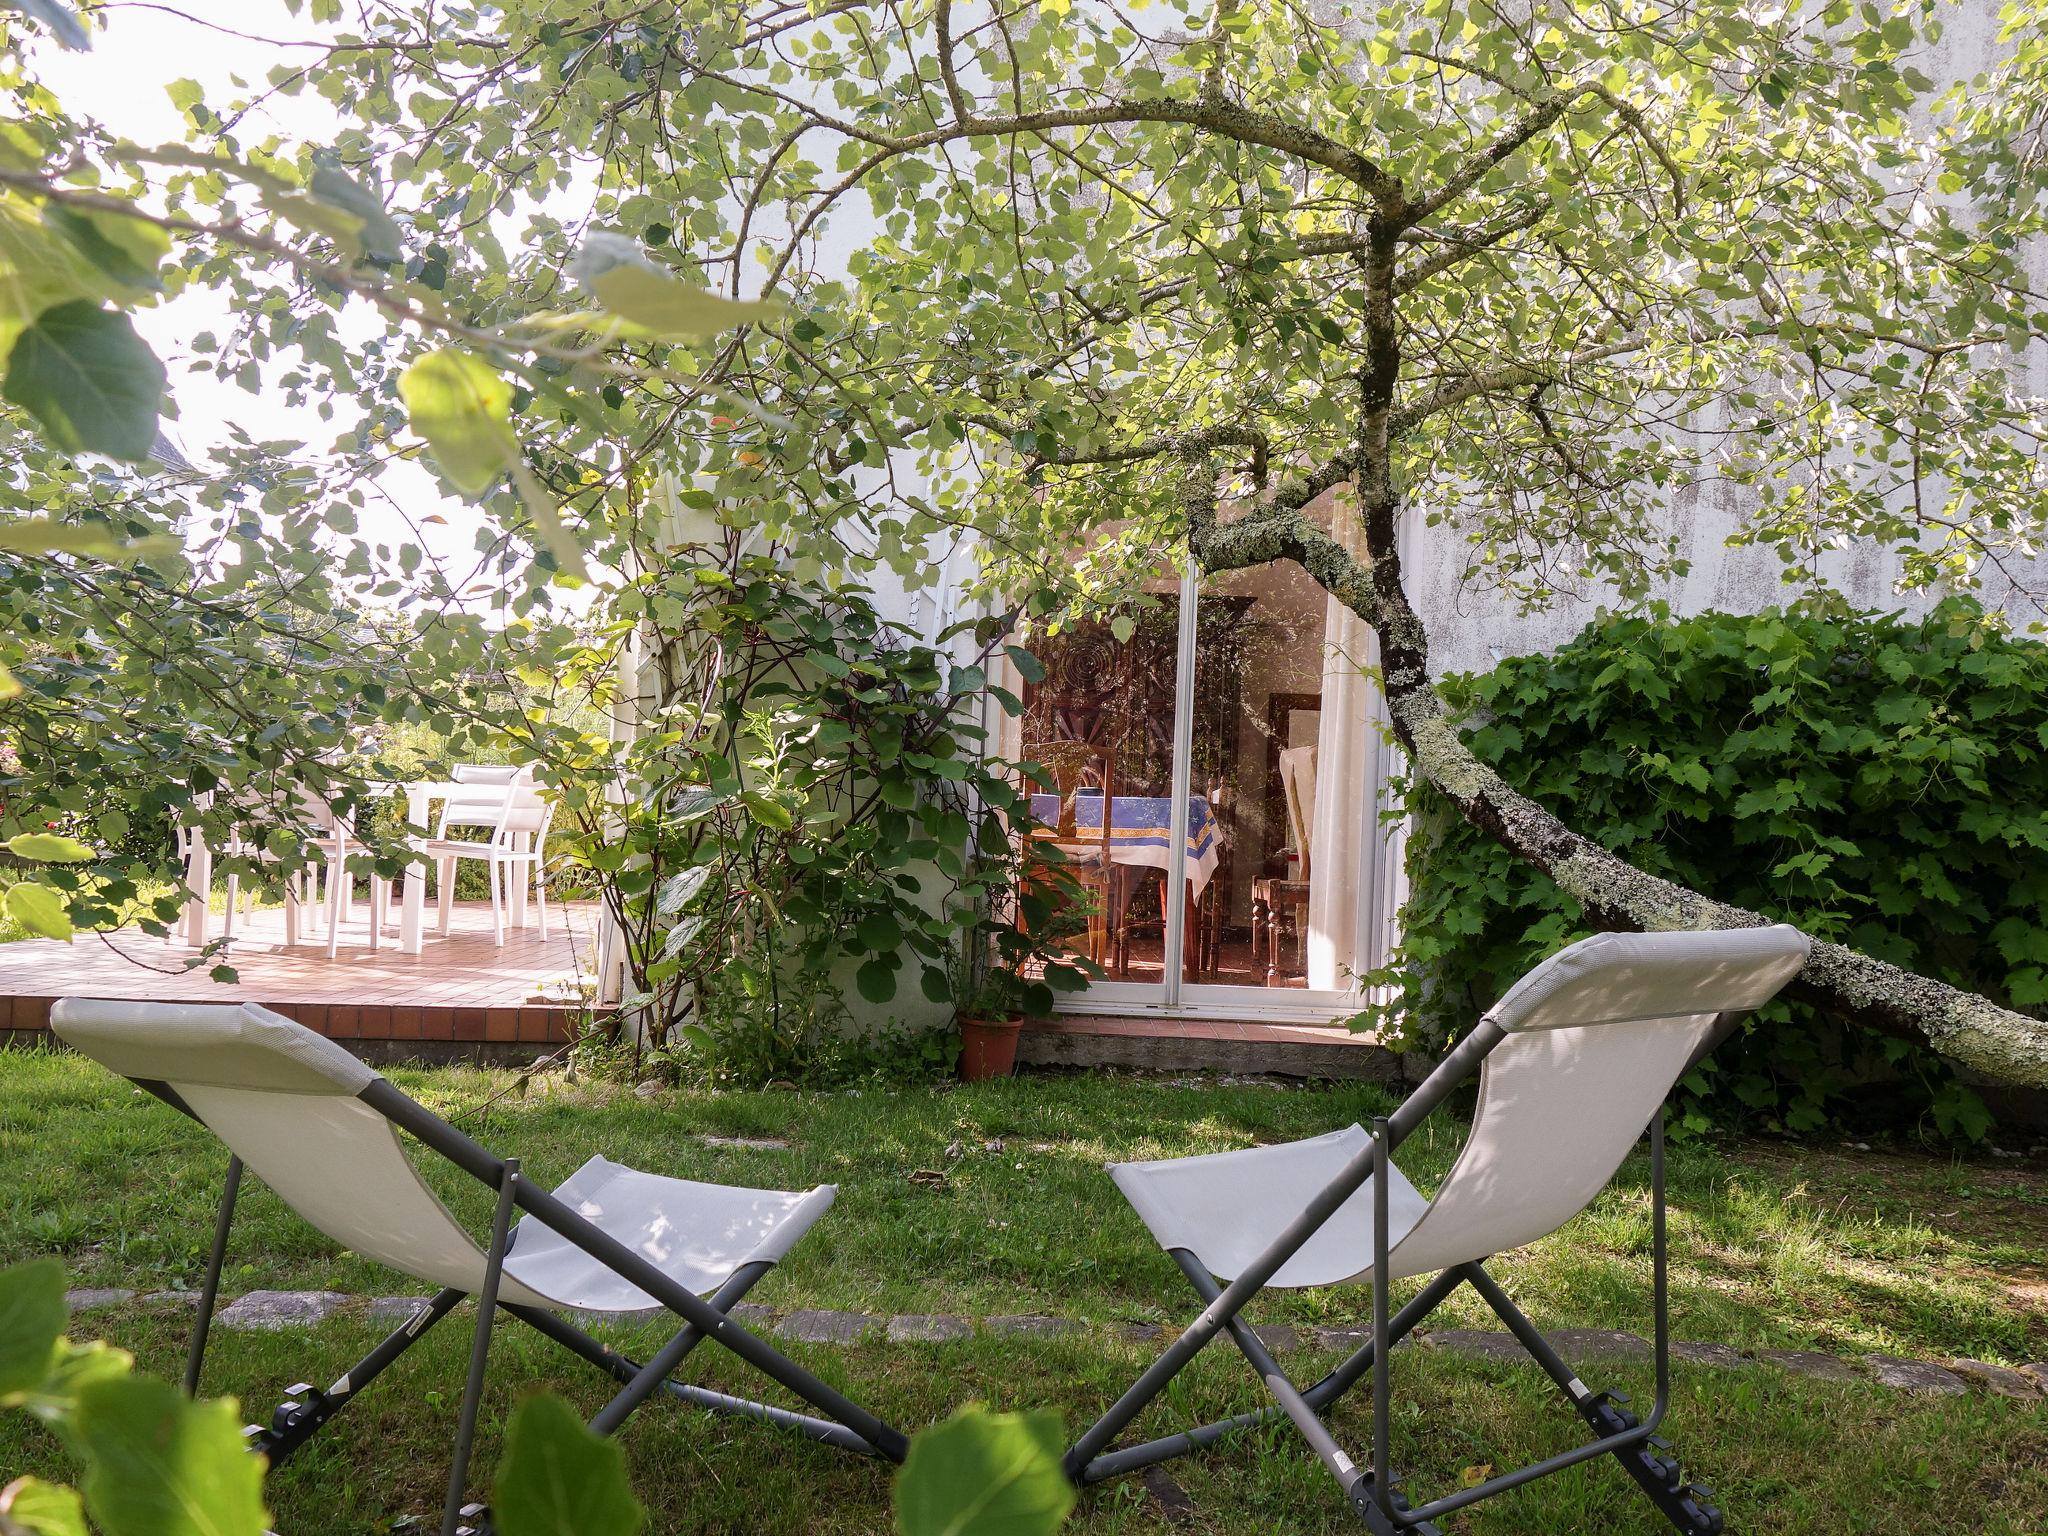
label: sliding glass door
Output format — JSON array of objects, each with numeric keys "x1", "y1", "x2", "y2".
[{"x1": 1009, "y1": 536, "x2": 1397, "y2": 1022}]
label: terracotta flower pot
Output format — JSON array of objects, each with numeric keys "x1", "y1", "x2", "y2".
[{"x1": 957, "y1": 1015, "x2": 1024, "y2": 1081}]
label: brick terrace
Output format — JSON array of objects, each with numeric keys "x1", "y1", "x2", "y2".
[{"x1": 0, "y1": 900, "x2": 600, "y2": 1051}]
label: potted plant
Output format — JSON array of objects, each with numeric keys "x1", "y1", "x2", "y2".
[
  {"x1": 954, "y1": 964, "x2": 1030, "y2": 1081},
  {"x1": 953, "y1": 838, "x2": 1097, "y2": 1081}
]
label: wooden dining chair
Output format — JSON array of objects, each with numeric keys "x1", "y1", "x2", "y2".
[
  {"x1": 1251, "y1": 745, "x2": 1315, "y2": 985},
  {"x1": 1022, "y1": 739, "x2": 1116, "y2": 967}
]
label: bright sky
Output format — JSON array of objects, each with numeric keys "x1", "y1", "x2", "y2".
[{"x1": 30, "y1": 2, "x2": 493, "y2": 590}]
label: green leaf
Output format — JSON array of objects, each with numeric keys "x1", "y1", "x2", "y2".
[
  {"x1": 43, "y1": 206, "x2": 168, "y2": 296},
  {"x1": 26, "y1": 1339, "x2": 133, "y2": 1439},
  {"x1": 585, "y1": 263, "x2": 780, "y2": 339},
  {"x1": 740, "y1": 791, "x2": 794, "y2": 831},
  {"x1": 5, "y1": 832, "x2": 95, "y2": 863},
  {"x1": 894, "y1": 1407, "x2": 1075, "y2": 1536},
  {"x1": 399, "y1": 349, "x2": 517, "y2": 497},
  {"x1": 1003, "y1": 646, "x2": 1045, "y2": 685},
  {"x1": 73, "y1": 1375, "x2": 269, "y2": 1536},
  {"x1": 3, "y1": 883, "x2": 73, "y2": 940},
  {"x1": 492, "y1": 1392, "x2": 645, "y2": 1536},
  {"x1": 855, "y1": 957, "x2": 897, "y2": 1005},
  {"x1": 857, "y1": 910, "x2": 903, "y2": 952},
  {"x1": 512, "y1": 460, "x2": 591, "y2": 582},
  {"x1": 0, "y1": 1260, "x2": 66, "y2": 1403},
  {"x1": 0, "y1": 1477, "x2": 88, "y2": 1536},
  {"x1": 0, "y1": 518, "x2": 176, "y2": 561},
  {"x1": 2, "y1": 301, "x2": 164, "y2": 462},
  {"x1": 306, "y1": 161, "x2": 404, "y2": 264}
]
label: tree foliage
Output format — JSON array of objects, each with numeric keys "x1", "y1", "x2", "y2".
[
  {"x1": 1374, "y1": 598, "x2": 2048, "y2": 1138},
  {"x1": 4, "y1": 0, "x2": 2048, "y2": 1076},
  {"x1": 529, "y1": 522, "x2": 1088, "y2": 1074}
]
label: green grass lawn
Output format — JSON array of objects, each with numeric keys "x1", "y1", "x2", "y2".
[{"x1": 2, "y1": 1048, "x2": 2044, "y2": 1532}]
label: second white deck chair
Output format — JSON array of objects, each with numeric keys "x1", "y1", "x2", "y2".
[
  {"x1": 1065, "y1": 925, "x2": 1811, "y2": 1536},
  {"x1": 51, "y1": 998, "x2": 907, "y2": 1536}
]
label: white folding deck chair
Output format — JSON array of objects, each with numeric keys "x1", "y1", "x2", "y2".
[
  {"x1": 50, "y1": 998, "x2": 907, "y2": 1536},
  {"x1": 1066, "y1": 925, "x2": 1811, "y2": 1535}
]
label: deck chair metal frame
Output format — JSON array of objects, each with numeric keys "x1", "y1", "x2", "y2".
[
  {"x1": 51, "y1": 999, "x2": 908, "y2": 1536},
  {"x1": 1063, "y1": 926, "x2": 1812, "y2": 1535}
]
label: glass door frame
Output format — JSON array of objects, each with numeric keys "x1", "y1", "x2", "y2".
[{"x1": 1047, "y1": 563, "x2": 1378, "y2": 1024}]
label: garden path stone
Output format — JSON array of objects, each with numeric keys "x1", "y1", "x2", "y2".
[
  {"x1": 1670, "y1": 1341, "x2": 1750, "y2": 1370},
  {"x1": 1313, "y1": 1326, "x2": 1371, "y2": 1353},
  {"x1": 887, "y1": 1314, "x2": 972, "y2": 1343},
  {"x1": 699, "y1": 1135, "x2": 791, "y2": 1151},
  {"x1": 64, "y1": 1281, "x2": 2006, "y2": 1404},
  {"x1": 1141, "y1": 1466, "x2": 1198, "y2": 1526},
  {"x1": 1947, "y1": 1359, "x2": 2041, "y2": 1398},
  {"x1": 1545, "y1": 1327, "x2": 1650, "y2": 1361},
  {"x1": 219, "y1": 1291, "x2": 350, "y2": 1331},
  {"x1": 64, "y1": 1288, "x2": 135, "y2": 1312},
  {"x1": 986, "y1": 1314, "x2": 1082, "y2": 1339},
  {"x1": 775, "y1": 1309, "x2": 876, "y2": 1344},
  {"x1": 1868, "y1": 1355, "x2": 1967, "y2": 1395},
  {"x1": 1424, "y1": 1329, "x2": 1524, "y2": 1363},
  {"x1": 1754, "y1": 1348, "x2": 1860, "y2": 1383},
  {"x1": 1251, "y1": 1324, "x2": 1298, "y2": 1355}
]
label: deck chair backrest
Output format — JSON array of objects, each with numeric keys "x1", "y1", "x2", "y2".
[
  {"x1": 50, "y1": 999, "x2": 528, "y2": 1299},
  {"x1": 1387, "y1": 926, "x2": 1809, "y2": 1279}
]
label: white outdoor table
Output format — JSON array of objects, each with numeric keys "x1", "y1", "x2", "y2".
[
  {"x1": 178, "y1": 778, "x2": 530, "y2": 955},
  {"x1": 367, "y1": 778, "x2": 474, "y2": 955}
]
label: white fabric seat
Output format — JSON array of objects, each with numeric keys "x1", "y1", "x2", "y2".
[
  {"x1": 1113, "y1": 1126, "x2": 1429, "y2": 1288},
  {"x1": 49, "y1": 999, "x2": 833, "y2": 1310},
  {"x1": 505, "y1": 1156, "x2": 833, "y2": 1310}
]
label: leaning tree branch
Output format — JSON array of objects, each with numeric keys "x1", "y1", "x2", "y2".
[{"x1": 1178, "y1": 455, "x2": 2048, "y2": 1089}]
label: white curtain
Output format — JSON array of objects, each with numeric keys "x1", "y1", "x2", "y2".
[{"x1": 1306, "y1": 511, "x2": 1376, "y2": 991}]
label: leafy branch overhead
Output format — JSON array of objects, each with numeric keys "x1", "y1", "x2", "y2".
[{"x1": 4, "y1": 0, "x2": 2048, "y2": 1093}]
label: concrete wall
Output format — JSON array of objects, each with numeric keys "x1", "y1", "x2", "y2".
[{"x1": 1406, "y1": 0, "x2": 2048, "y2": 677}]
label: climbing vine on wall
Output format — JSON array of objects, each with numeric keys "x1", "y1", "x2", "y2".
[{"x1": 1365, "y1": 599, "x2": 2048, "y2": 1140}]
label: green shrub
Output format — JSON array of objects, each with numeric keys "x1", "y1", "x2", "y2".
[{"x1": 1367, "y1": 598, "x2": 2048, "y2": 1140}]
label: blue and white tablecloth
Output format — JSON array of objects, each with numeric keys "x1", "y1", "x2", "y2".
[{"x1": 1028, "y1": 792, "x2": 1221, "y2": 900}]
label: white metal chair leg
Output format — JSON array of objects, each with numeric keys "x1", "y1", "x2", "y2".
[
  {"x1": 535, "y1": 868, "x2": 548, "y2": 943},
  {"x1": 509, "y1": 833, "x2": 529, "y2": 929},
  {"x1": 222, "y1": 873, "x2": 240, "y2": 941},
  {"x1": 325, "y1": 848, "x2": 346, "y2": 960},
  {"x1": 437, "y1": 857, "x2": 455, "y2": 936},
  {"x1": 489, "y1": 857, "x2": 505, "y2": 946}
]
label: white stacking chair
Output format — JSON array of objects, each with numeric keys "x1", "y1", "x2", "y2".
[
  {"x1": 1066, "y1": 926, "x2": 1812, "y2": 1536},
  {"x1": 51, "y1": 998, "x2": 906, "y2": 1536},
  {"x1": 196, "y1": 785, "x2": 358, "y2": 954},
  {"x1": 368, "y1": 766, "x2": 555, "y2": 947},
  {"x1": 440, "y1": 762, "x2": 522, "y2": 835}
]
